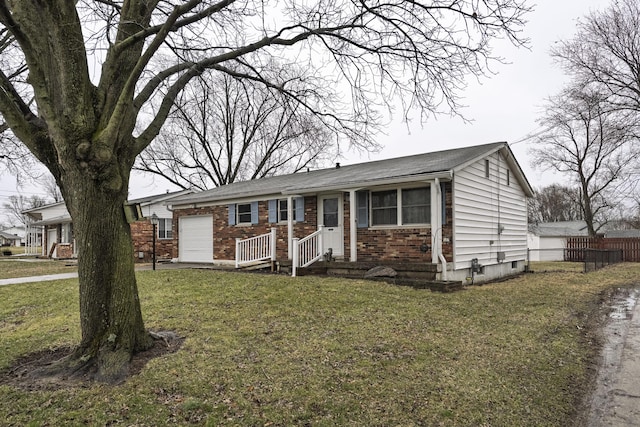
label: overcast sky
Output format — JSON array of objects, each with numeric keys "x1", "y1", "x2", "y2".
[{"x1": 0, "y1": 0, "x2": 612, "y2": 223}]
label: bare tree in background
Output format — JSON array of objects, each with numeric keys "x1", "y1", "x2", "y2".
[
  {"x1": 531, "y1": 87, "x2": 640, "y2": 236},
  {"x1": 2, "y1": 194, "x2": 47, "y2": 226},
  {"x1": 39, "y1": 175, "x2": 63, "y2": 203},
  {"x1": 553, "y1": 0, "x2": 640, "y2": 114},
  {"x1": 527, "y1": 184, "x2": 582, "y2": 224},
  {"x1": 135, "y1": 72, "x2": 340, "y2": 191},
  {"x1": 0, "y1": 0, "x2": 531, "y2": 382}
]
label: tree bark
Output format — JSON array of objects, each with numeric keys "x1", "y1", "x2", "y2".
[{"x1": 60, "y1": 168, "x2": 152, "y2": 383}]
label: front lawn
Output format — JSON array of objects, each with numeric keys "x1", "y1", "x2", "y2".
[
  {"x1": 0, "y1": 259, "x2": 77, "y2": 280},
  {"x1": 1, "y1": 264, "x2": 637, "y2": 426}
]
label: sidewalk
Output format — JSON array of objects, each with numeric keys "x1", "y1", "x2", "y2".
[
  {"x1": 0, "y1": 262, "x2": 218, "y2": 287},
  {"x1": 0, "y1": 272, "x2": 78, "y2": 286}
]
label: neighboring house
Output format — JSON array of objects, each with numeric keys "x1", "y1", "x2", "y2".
[
  {"x1": 23, "y1": 201, "x2": 73, "y2": 258},
  {"x1": 0, "y1": 225, "x2": 25, "y2": 246},
  {"x1": 129, "y1": 190, "x2": 193, "y2": 262},
  {"x1": 527, "y1": 221, "x2": 596, "y2": 262},
  {"x1": 22, "y1": 190, "x2": 191, "y2": 261},
  {"x1": 604, "y1": 229, "x2": 640, "y2": 238},
  {"x1": 0, "y1": 229, "x2": 22, "y2": 246},
  {"x1": 168, "y1": 142, "x2": 534, "y2": 283}
]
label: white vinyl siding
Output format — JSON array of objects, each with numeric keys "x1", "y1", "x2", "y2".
[{"x1": 453, "y1": 152, "x2": 528, "y2": 270}]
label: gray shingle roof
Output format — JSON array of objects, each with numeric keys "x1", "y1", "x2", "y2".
[{"x1": 171, "y1": 142, "x2": 527, "y2": 206}]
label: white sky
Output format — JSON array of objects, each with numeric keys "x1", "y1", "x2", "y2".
[{"x1": 0, "y1": 0, "x2": 611, "y2": 224}]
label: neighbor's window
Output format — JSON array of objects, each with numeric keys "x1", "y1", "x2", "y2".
[
  {"x1": 237, "y1": 203, "x2": 252, "y2": 224},
  {"x1": 371, "y1": 189, "x2": 398, "y2": 225},
  {"x1": 485, "y1": 159, "x2": 490, "y2": 178},
  {"x1": 507, "y1": 169, "x2": 511, "y2": 186},
  {"x1": 402, "y1": 187, "x2": 430, "y2": 224},
  {"x1": 158, "y1": 218, "x2": 173, "y2": 239}
]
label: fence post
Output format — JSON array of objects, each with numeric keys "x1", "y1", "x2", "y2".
[{"x1": 292, "y1": 237, "x2": 299, "y2": 277}]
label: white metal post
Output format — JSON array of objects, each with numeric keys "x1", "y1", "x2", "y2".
[
  {"x1": 292, "y1": 237, "x2": 299, "y2": 277},
  {"x1": 235, "y1": 238, "x2": 241, "y2": 269},
  {"x1": 270, "y1": 227, "x2": 277, "y2": 261},
  {"x1": 349, "y1": 189, "x2": 357, "y2": 262}
]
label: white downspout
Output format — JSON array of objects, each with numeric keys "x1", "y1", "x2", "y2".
[
  {"x1": 431, "y1": 179, "x2": 442, "y2": 264},
  {"x1": 349, "y1": 189, "x2": 357, "y2": 262},
  {"x1": 287, "y1": 195, "x2": 294, "y2": 260}
]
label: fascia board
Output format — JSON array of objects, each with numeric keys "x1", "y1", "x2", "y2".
[{"x1": 281, "y1": 172, "x2": 453, "y2": 195}]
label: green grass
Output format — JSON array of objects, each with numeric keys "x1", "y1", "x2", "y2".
[
  {"x1": 2, "y1": 264, "x2": 639, "y2": 426},
  {"x1": 0, "y1": 259, "x2": 77, "y2": 280},
  {"x1": 529, "y1": 261, "x2": 584, "y2": 273}
]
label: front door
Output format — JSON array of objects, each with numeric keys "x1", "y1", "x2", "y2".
[{"x1": 319, "y1": 194, "x2": 344, "y2": 258}]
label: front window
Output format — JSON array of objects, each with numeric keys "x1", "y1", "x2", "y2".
[
  {"x1": 278, "y1": 199, "x2": 297, "y2": 222},
  {"x1": 158, "y1": 218, "x2": 173, "y2": 239},
  {"x1": 371, "y1": 189, "x2": 397, "y2": 226},
  {"x1": 369, "y1": 187, "x2": 431, "y2": 226},
  {"x1": 402, "y1": 188, "x2": 430, "y2": 224},
  {"x1": 237, "y1": 203, "x2": 252, "y2": 224}
]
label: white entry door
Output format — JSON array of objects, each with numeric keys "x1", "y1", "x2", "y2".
[
  {"x1": 47, "y1": 228, "x2": 57, "y2": 257},
  {"x1": 319, "y1": 194, "x2": 344, "y2": 258},
  {"x1": 179, "y1": 215, "x2": 213, "y2": 263}
]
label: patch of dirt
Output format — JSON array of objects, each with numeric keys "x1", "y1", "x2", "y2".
[
  {"x1": 571, "y1": 285, "x2": 640, "y2": 427},
  {"x1": 0, "y1": 331, "x2": 184, "y2": 391}
]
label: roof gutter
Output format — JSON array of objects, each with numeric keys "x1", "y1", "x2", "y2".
[{"x1": 280, "y1": 171, "x2": 454, "y2": 195}]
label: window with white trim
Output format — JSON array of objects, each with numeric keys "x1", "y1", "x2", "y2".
[
  {"x1": 371, "y1": 189, "x2": 398, "y2": 225},
  {"x1": 237, "y1": 203, "x2": 252, "y2": 224},
  {"x1": 402, "y1": 187, "x2": 430, "y2": 224},
  {"x1": 158, "y1": 218, "x2": 172, "y2": 239},
  {"x1": 369, "y1": 186, "x2": 431, "y2": 226},
  {"x1": 278, "y1": 199, "x2": 298, "y2": 222}
]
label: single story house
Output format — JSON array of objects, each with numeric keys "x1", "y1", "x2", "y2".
[
  {"x1": 0, "y1": 228, "x2": 23, "y2": 246},
  {"x1": 527, "y1": 221, "x2": 597, "y2": 261},
  {"x1": 168, "y1": 142, "x2": 534, "y2": 283},
  {"x1": 22, "y1": 190, "x2": 191, "y2": 261}
]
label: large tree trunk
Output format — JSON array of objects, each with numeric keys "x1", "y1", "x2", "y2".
[{"x1": 60, "y1": 171, "x2": 153, "y2": 383}]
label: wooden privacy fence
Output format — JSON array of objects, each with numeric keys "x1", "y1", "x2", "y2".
[{"x1": 566, "y1": 237, "x2": 640, "y2": 262}]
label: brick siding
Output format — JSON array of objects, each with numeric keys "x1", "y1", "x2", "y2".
[
  {"x1": 130, "y1": 220, "x2": 174, "y2": 262},
  {"x1": 172, "y1": 184, "x2": 453, "y2": 264}
]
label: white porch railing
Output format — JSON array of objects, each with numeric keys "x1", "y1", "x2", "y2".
[
  {"x1": 235, "y1": 228, "x2": 277, "y2": 268},
  {"x1": 292, "y1": 226, "x2": 323, "y2": 277}
]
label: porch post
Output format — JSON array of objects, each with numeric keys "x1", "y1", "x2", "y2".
[
  {"x1": 349, "y1": 189, "x2": 357, "y2": 262},
  {"x1": 287, "y1": 195, "x2": 294, "y2": 260},
  {"x1": 431, "y1": 179, "x2": 442, "y2": 264}
]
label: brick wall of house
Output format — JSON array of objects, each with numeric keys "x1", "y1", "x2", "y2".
[
  {"x1": 349, "y1": 182, "x2": 454, "y2": 263},
  {"x1": 130, "y1": 220, "x2": 174, "y2": 262},
  {"x1": 172, "y1": 197, "x2": 318, "y2": 261},
  {"x1": 172, "y1": 185, "x2": 453, "y2": 264},
  {"x1": 56, "y1": 243, "x2": 73, "y2": 259}
]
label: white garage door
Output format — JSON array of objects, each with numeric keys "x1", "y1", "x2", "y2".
[{"x1": 179, "y1": 215, "x2": 213, "y2": 263}]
